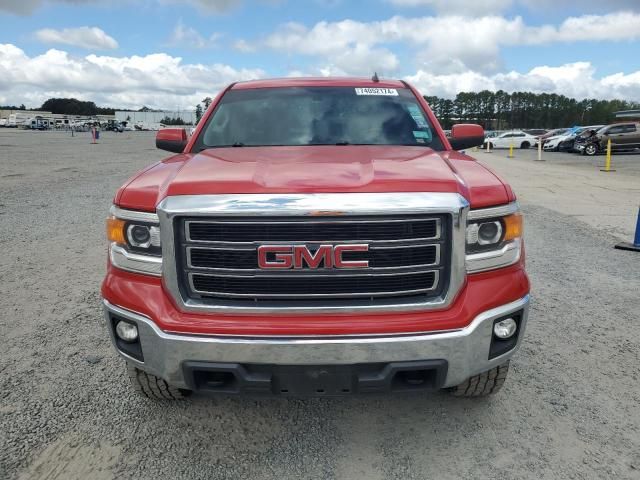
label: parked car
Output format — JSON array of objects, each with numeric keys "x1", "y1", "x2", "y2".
[
  {"x1": 573, "y1": 127, "x2": 604, "y2": 153},
  {"x1": 557, "y1": 126, "x2": 604, "y2": 152},
  {"x1": 102, "y1": 77, "x2": 529, "y2": 399},
  {"x1": 544, "y1": 126, "x2": 595, "y2": 152},
  {"x1": 538, "y1": 128, "x2": 569, "y2": 146},
  {"x1": 578, "y1": 122, "x2": 640, "y2": 156},
  {"x1": 523, "y1": 129, "x2": 547, "y2": 136},
  {"x1": 484, "y1": 130, "x2": 538, "y2": 149}
]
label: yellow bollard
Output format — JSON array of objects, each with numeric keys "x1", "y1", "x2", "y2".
[
  {"x1": 600, "y1": 139, "x2": 615, "y2": 172},
  {"x1": 508, "y1": 143, "x2": 514, "y2": 158}
]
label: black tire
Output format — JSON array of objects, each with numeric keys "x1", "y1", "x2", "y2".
[
  {"x1": 584, "y1": 144, "x2": 598, "y2": 156},
  {"x1": 488, "y1": 142, "x2": 494, "y2": 150},
  {"x1": 520, "y1": 141, "x2": 530, "y2": 149},
  {"x1": 450, "y1": 361, "x2": 509, "y2": 397},
  {"x1": 126, "y1": 363, "x2": 190, "y2": 400}
]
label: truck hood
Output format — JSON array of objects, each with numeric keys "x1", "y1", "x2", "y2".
[{"x1": 116, "y1": 145, "x2": 511, "y2": 211}]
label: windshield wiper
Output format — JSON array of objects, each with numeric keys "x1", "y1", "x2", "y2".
[
  {"x1": 335, "y1": 141, "x2": 350, "y2": 145},
  {"x1": 232, "y1": 141, "x2": 245, "y2": 147}
]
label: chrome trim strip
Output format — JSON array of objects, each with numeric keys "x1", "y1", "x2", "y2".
[
  {"x1": 189, "y1": 268, "x2": 439, "y2": 278},
  {"x1": 102, "y1": 294, "x2": 531, "y2": 389},
  {"x1": 185, "y1": 244, "x2": 441, "y2": 272},
  {"x1": 185, "y1": 218, "x2": 442, "y2": 245},
  {"x1": 161, "y1": 193, "x2": 465, "y2": 216},
  {"x1": 157, "y1": 192, "x2": 469, "y2": 314},
  {"x1": 467, "y1": 202, "x2": 519, "y2": 221},
  {"x1": 110, "y1": 205, "x2": 159, "y2": 224},
  {"x1": 184, "y1": 237, "x2": 440, "y2": 247},
  {"x1": 466, "y1": 239, "x2": 521, "y2": 273},
  {"x1": 188, "y1": 270, "x2": 439, "y2": 299},
  {"x1": 103, "y1": 294, "x2": 529, "y2": 339},
  {"x1": 110, "y1": 243, "x2": 162, "y2": 277}
]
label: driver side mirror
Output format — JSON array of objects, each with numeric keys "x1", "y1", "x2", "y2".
[
  {"x1": 449, "y1": 124, "x2": 485, "y2": 150},
  {"x1": 156, "y1": 128, "x2": 187, "y2": 153}
]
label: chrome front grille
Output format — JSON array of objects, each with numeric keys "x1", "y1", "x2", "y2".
[
  {"x1": 157, "y1": 192, "x2": 469, "y2": 314},
  {"x1": 176, "y1": 216, "x2": 449, "y2": 301}
]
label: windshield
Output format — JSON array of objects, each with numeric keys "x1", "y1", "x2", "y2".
[{"x1": 195, "y1": 86, "x2": 444, "y2": 151}]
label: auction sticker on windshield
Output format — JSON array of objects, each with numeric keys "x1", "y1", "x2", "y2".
[{"x1": 354, "y1": 88, "x2": 398, "y2": 96}]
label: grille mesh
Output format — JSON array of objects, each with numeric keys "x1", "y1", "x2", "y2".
[{"x1": 178, "y1": 216, "x2": 448, "y2": 302}]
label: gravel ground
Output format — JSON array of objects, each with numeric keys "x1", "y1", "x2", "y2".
[{"x1": 1, "y1": 130, "x2": 639, "y2": 480}]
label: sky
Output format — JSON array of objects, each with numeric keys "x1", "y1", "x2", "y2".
[{"x1": 1, "y1": 0, "x2": 640, "y2": 110}]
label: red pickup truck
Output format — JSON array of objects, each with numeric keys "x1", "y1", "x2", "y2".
[{"x1": 102, "y1": 77, "x2": 530, "y2": 399}]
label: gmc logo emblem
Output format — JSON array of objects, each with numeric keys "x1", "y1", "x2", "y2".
[{"x1": 257, "y1": 244, "x2": 369, "y2": 269}]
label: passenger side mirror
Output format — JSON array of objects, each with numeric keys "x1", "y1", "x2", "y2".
[
  {"x1": 449, "y1": 124, "x2": 485, "y2": 150},
  {"x1": 156, "y1": 128, "x2": 187, "y2": 153}
]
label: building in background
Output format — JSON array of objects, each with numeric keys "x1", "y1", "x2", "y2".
[{"x1": 0, "y1": 109, "x2": 114, "y2": 128}]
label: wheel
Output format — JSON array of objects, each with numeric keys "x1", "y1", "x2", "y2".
[
  {"x1": 488, "y1": 142, "x2": 494, "y2": 150},
  {"x1": 584, "y1": 144, "x2": 598, "y2": 156},
  {"x1": 520, "y1": 141, "x2": 530, "y2": 149},
  {"x1": 450, "y1": 361, "x2": 510, "y2": 397},
  {"x1": 126, "y1": 363, "x2": 190, "y2": 400}
]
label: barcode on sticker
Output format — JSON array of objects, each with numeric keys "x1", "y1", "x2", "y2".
[{"x1": 355, "y1": 88, "x2": 398, "y2": 96}]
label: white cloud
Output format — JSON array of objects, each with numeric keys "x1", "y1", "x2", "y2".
[
  {"x1": 35, "y1": 27, "x2": 118, "y2": 50},
  {"x1": 0, "y1": 43, "x2": 638, "y2": 110},
  {"x1": 406, "y1": 62, "x2": 640, "y2": 101},
  {"x1": 167, "y1": 21, "x2": 221, "y2": 48},
  {"x1": 0, "y1": 44, "x2": 264, "y2": 109},
  {"x1": 388, "y1": 0, "x2": 511, "y2": 15},
  {"x1": 0, "y1": 0, "x2": 101, "y2": 15},
  {"x1": 388, "y1": 0, "x2": 640, "y2": 14},
  {"x1": 259, "y1": 12, "x2": 640, "y2": 74},
  {"x1": 262, "y1": 20, "x2": 398, "y2": 75},
  {"x1": 0, "y1": 0, "x2": 241, "y2": 15},
  {"x1": 160, "y1": 0, "x2": 241, "y2": 13},
  {"x1": 233, "y1": 39, "x2": 256, "y2": 53}
]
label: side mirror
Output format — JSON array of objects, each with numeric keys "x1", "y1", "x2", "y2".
[
  {"x1": 156, "y1": 128, "x2": 187, "y2": 153},
  {"x1": 449, "y1": 124, "x2": 485, "y2": 151}
]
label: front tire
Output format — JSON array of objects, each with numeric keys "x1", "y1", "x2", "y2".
[
  {"x1": 450, "y1": 361, "x2": 510, "y2": 397},
  {"x1": 520, "y1": 141, "x2": 530, "y2": 149},
  {"x1": 126, "y1": 363, "x2": 190, "y2": 400},
  {"x1": 584, "y1": 144, "x2": 598, "y2": 156}
]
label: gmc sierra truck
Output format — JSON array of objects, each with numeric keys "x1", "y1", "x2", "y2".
[{"x1": 102, "y1": 77, "x2": 530, "y2": 399}]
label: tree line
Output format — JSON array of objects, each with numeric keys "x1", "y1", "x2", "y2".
[
  {"x1": 4, "y1": 92, "x2": 638, "y2": 128},
  {"x1": 0, "y1": 98, "x2": 155, "y2": 116},
  {"x1": 423, "y1": 91, "x2": 640, "y2": 130}
]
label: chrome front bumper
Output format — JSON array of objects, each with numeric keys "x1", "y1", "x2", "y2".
[{"x1": 103, "y1": 295, "x2": 530, "y2": 390}]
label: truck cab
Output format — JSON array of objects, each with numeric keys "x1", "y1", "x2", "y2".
[{"x1": 102, "y1": 77, "x2": 530, "y2": 399}]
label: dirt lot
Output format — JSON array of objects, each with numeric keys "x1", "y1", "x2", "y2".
[{"x1": 1, "y1": 130, "x2": 639, "y2": 480}]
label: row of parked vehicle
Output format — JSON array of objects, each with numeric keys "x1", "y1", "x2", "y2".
[
  {"x1": 482, "y1": 122, "x2": 640, "y2": 156},
  {"x1": 542, "y1": 123, "x2": 640, "y2": 156}
]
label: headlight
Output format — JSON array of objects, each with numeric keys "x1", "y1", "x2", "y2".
[
  {"x1": 465, "y1": 203, "x2": 523, "y2": 273},
  {"x1": 126, "y1": 224, "x2": 161, "y2": 249},
  {"x1": 107, "y1": 206, "x2": 162, "y2": 276}
]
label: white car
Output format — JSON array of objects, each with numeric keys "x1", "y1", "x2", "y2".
[
  {"x1": 485, "y1": 131, "x2": 538, "y2": 149},
  {"x1": 543, "y1": 134, "x2": 565, "y2": 151}
]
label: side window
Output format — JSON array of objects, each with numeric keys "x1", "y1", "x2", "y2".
[
  {"x1": 514, "y1": 133, "x2": 525, "y2": 137},
  {"x1": 502, "y1": 134, "x2": 513, "y2": 138},
  {"x1": 607, "y1": 126, "x2": 624, "y2": 135},
  {"x1": 623, "y1": 124, "x2": 637, "y2": 133}
]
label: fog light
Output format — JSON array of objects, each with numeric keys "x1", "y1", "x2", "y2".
[
  {"x1": 115, "y1": 321, "x2": 138, "y2": 342},
  {"x1": 493, "y1": 318, "x2": 517, "y2": 339}
]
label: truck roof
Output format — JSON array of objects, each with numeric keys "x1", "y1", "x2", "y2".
[{"x1": 231, "y1": 77, "x2": 407, "y2": 90}]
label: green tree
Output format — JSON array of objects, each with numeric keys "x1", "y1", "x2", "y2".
[
  {"x1": 195, "y1": 104, "x2": 203, "y2": 123},
  {"x1": 424, "y1": 91, "x2": 640, "y2": 129},
  {"x1": 202, "y1": 97, "x2": 213, "y2": 109}
]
